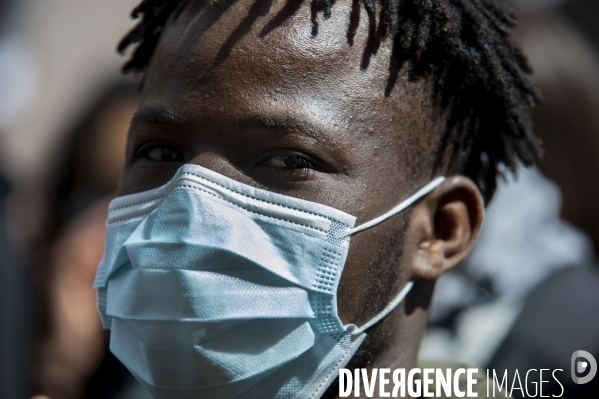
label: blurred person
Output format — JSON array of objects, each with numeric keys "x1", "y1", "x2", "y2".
[
  {"x1": 87, "y1": 1, "x2": 545, "y2": 398},
  {"x1": 422, "y1": 9, "x2": 599, "y2": 397},
  {"x1": 560, "y1": 0, "x2": 599, "y2": 53},
  {"x1": 421, "y1": 9, "x2": 598, "y2": 356},
  {"x1": 1, "y1": 0, "x2": 37, "y2": 398},
  {"x1": 518, "y1": 13, "x2": 599, "y2": 254},
  {"x1": 32, "y1": 81, "x2": 148, "y2": 399},
  {"x1": 511, "y1": 0, "x2": 566, "y2": 12},
  {"x1": 421, "y1": 165, "x2": 594, "y2": 367},
  {"x1": 0, "y1": 168, "x2": 32, "y2": 399},
  {"x1": 485, "y1": 12, "x2": 599, "y2": 398}
]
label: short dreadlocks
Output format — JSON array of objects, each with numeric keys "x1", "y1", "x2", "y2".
[{"x1": 117, "y1": 0, "x2": 542, "y2": 203}]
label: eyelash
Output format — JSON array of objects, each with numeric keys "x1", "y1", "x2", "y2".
[
  {"x1": 262, "y1": 154, "x2": 320, "y2": 171},
  {"x1": 133, "y1": 144, "x2": 321, "y2": 174}
]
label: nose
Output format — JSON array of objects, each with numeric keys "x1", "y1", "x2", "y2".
[{"x1": 187, "y1": 151, "x2": 257, "y2": 187}]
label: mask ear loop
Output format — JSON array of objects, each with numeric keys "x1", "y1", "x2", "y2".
[
  {"x1": 344, "y1": 176, "x2": 446, "y2": 236},
  {"x1": 344, "y1": 176, "x2": 446, "y2": 335},
  {"x1": 352, "y1": 281, "x2": 414, "y2": 335}
]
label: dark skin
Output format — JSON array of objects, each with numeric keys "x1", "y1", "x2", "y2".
[{"x1": 118, "y1": 0, "x2": 485, "y2": 397}]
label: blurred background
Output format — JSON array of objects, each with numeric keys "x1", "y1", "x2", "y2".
[
  {"x1": 0, "y1": 0, "x2": 598, "y2": 398},
  {"x1": 1, "y1": 1, "x2": 146, "y2": 398}
]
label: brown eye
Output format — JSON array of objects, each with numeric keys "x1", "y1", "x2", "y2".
[
  {"x1": 263, "y1": 155, "x2": 318, "y2": 170},
  {"x1": 138, "y1": 145, "x2": 184, "y2": 162}
]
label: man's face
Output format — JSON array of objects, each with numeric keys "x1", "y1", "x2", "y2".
[{"x1": 120, "y1": 0, "x2": 440, "y2": 327}]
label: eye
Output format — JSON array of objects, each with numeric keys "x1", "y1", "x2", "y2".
[
  {"x1": 261, "y1": 154, "x2": 319, "y2": 170},
  {"x1": 137, "y1": 144, "x2": 184, "y2": 163}
]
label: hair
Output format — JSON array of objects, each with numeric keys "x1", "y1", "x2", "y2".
[{"x1": 117, "y1": 0, "x2": 542, "y2": 203}]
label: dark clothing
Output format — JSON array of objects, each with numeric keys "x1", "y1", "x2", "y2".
[
  {"x1": 489, "y1": 266, "x2": 599, "y2": 398},
  {"x1": 0, "y1": 175, "x2": 32, "y2": 399}
]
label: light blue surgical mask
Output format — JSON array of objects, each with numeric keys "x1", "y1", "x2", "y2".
[{"x1": 94, "y1": 164, "x2": 444, "y2": 399}]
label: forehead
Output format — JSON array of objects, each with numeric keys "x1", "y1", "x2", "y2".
[
  {"x1": 173, "y1": 0, "x2": 362, "y2": 70},
  {"x1": 143, "y1": 0, "x2": 430, "y2": 117},
  {"x1": 153, "y1": 0, "x2": 381, "y2": 82}
]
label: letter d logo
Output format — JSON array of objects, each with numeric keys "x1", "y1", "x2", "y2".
[{"x1": 571, "y1": 350, "x2": 597, "y2": 384}]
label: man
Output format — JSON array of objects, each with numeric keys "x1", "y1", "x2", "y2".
[
  {"x1": 96, "y1": 0, "x2": 541, "y2": 398},
  {"x1": 487, "y1": 12, "x2": 599, "y2": 398}
]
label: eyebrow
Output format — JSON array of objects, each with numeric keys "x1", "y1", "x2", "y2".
[
  {"x1": 248, "y1": 115, "x2": 328, "y2": 143},
  {"x1": 132, "y1": 106, "x2": 331, "y2": 143},
  {"x1": 132, "y1": 106, "x2": 187, "y2": 126}
]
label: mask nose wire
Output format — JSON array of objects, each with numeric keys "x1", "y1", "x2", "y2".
[{"x1": 344, "y1": 176, "x2": 446, "y2": 237}]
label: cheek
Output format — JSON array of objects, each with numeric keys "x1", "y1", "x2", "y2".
[
  {"x1": 336, "y1": 212, "x2": 410, "y2": 325},
  {"x1": 337, "y1": 233, "x2": 375, "y2": 324}
]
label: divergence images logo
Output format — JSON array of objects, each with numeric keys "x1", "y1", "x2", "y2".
[{"x1": 571, "y1": 350, "x2": 597, "y2": 384}]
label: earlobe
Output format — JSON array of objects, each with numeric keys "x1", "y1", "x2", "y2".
[{"x1": 407, "y1": 176, "x2": 484, "y2": 281}]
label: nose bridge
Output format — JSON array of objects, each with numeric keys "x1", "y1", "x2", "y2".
[{"x1": 187, "y1": 151, "x2": 254, "y2": 186}]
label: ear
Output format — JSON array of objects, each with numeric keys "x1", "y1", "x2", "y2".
[{"x1": 405, "y1": 175, "x2": 484, "y2": 281}]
